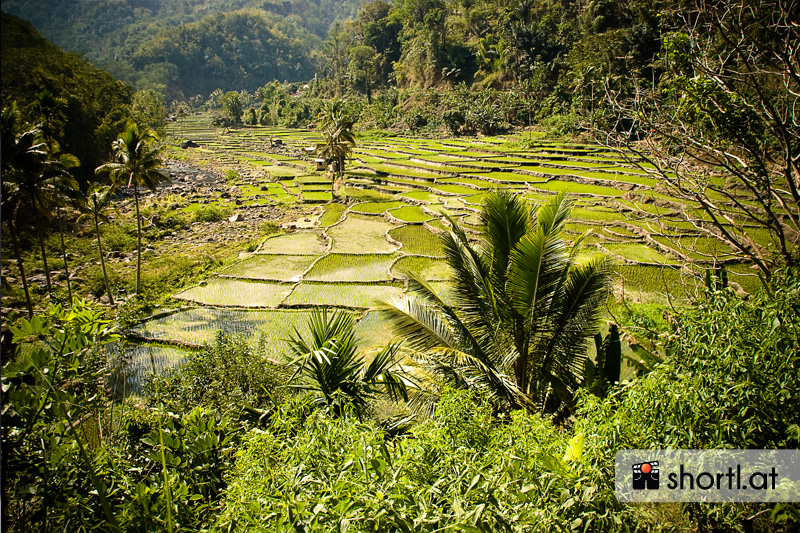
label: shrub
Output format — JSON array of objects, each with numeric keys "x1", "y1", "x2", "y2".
[
  {"x1": 144, "y1": 331, "x2": 290, "y2": 413},
  {"x1": 219, "y1": 389, "x2": 636, "y2": 532},
  {"x1": 101, "y1": 221, "x2": 137, "y2": 252},
  {"x1": 191, "y1": 204, "x2": 232, "y2": 223},
  {"x1": 575, "y1": 270, "x2": 800, "y2": 531}
]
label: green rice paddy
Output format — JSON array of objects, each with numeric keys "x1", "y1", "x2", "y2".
[
  {"x1": 175, "y1": 279, "x2": 293, "y2": 307},
  {"x1": 305, "y1": 253, "x2": 396, "y2": 282},
  {"x1": 125, "y1": 116, "x2": 783, "y2": 392},
  {"x1": 220, "y1": 254, "x2": 318, "y2": 281}
]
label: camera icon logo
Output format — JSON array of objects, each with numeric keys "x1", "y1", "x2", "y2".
[{"x1": 632, "y1": 461, "x2": 660, "y2": 490}]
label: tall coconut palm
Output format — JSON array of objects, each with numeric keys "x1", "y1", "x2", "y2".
[
  {"x1": 176, "y1": 101, "x2": 190, "y2": 138},
  {"x1": 286, "y1": 309, "x2": 408, "y2": 419},
  {"x1": 2, "y1": 102, "x2": 49, "y2": 314},
  {"x1": 41, "y1": 146, "x2": 81, "y2": 303},
  {"x1": 80, "y1": 184, "x2": 118, "y2": 305},
  {"x1": 96, "y1": 121, "x2": 169, "y2": 294},
  {"x1": 381, "y1": 191, "x2": 612, "y2": 415},
  {"x1": 316, "y1": 100, "x2": 355, "y2": 199}
]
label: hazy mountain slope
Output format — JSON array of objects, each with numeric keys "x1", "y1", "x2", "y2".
[{"x1": 2, "y1": 0, "x2": 365, "y2": 96}]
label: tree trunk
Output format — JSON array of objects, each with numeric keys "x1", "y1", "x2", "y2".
[
  {"x1": 8, "y1": 217, "x2": 34, "y2": 317},
  {"x1": 94, "y1": 206, "x2": 114, "y2": 305},
  {"x1": 56, "y1": 204, "x2": 72, "y2": 304},
  {"x1": 33, "y1": 198, "x2": 53, "y2": 295},
  {"x1": 133, "y1": 180, "x2": 142, "y2": 294}
]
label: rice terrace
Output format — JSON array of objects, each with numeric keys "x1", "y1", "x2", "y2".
[
  {"x1": 3, "y1": 1, "x2": 798, "y2": 530},
  {"x1": 122, "y1": 112, "x2": 767, "y2": 388}
]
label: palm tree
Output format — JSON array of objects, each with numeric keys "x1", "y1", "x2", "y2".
[
  {"x1": 41, "y1": 146, "x2": 81, "y2": 303},
  {"x1": 316, "y1": 100, "x2": 355, "y2": 199},
  {"x1": 176, "y1": 101, "x2": 190, "y2": 138},
  {"x1": 96, "y1": 121, "x2": 169, "y2": 294},
  {"x1": 2, "y1": 102, "x2": 50, "y2": 314},
  {"x1": 80, "y1": 184, "x2": 118, "y2": 305},
  {"x1": 286, "y1": 309, "x2": 408, "y2": 419},
  {"x1": 381, "y1": 191, "x2": 612, "y2": 415}
]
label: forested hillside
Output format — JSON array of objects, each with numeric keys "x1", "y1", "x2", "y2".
[
  {"x1": 2, "y1": 0, "x2": 366, "y2": 97},
  {"x1": 2, "y1": 0, "x2": 660, "y2": 106},
  {"x1": 0, "y1": 12, "x2": 133, "y2": 182}
]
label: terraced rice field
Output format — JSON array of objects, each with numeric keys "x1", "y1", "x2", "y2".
[{"x1": 121, "y1": 114, "x2": 775, "y2": 392}]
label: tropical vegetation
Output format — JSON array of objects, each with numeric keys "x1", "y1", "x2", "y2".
[
  {"x1": 383, "y1": 191, "x2": 612, "y2": 415},
  {"x1": 96, "y1": 122, "x2": 170, "y2": 294},
  {"x1": 2, "y1": 0, "x2": 799, "y2": 531},
  {"x1": 316, "y1": 100, "x2": 357, "y2": 198}
]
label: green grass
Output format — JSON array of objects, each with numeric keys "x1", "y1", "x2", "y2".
[
  {"x1": 304, "y1": 253, "x2": 396, "y2": 282},
  {"x1": 319, "y1": 203, "x2": 347, "y2": 227},
  {"x1": 425, "y1": 219, "x2": 449, "y2": 232},
  {"x1": 604, "y1": 243, "x2": 681, "y2": 264},
  {"x1": 284, "y1": 282, "x2": 404, "y2": 308},
  {"x1": 725, "y1": 263, "x2": 764, "y2": 294},
  {"x1": 351, "y1": 201, "x2": 405, "y2": 214},
  {"x1": 258, "y1": 231, "x2": 328, "y2": 255},
  {"x1": 461, "y1": 171, "x2": 544, "y2": 183},
  {"x1": 650, "y1": 235, "x2": 736, "y2": 260},
  {"x1": 396, "y1": 190, "x2": 441, "y2": 203},
  {"x1": 219, "y1": 255, "x2": 318, "y2": 281},
  {"x1": 353, "y1": 311, "x2": 397, "y2": 352},
  {"x1": 564, "y1": 222, "x2": 603, "y2": 235},
  {"x1": 328, "y1": 214, "x2": 399, "y2": 253},
  {"x1": 388, "y1": 205, "x2": 433, "y2": 223},
  {"x1": 430, "y1": 184, "x2": 479, "y2": 195},
  {"x1": 259, "y1": 166, "x2": 304, "y2": 178},
  {"x1": 392, "y1": 255, "x2": 451, "y2": 280},
  {"x1": 343, "y1": 186, "x2": 395, "y2": 202},
  {"x1": 614, "y1": 265, "x2": 700, "y2": 301},
  {"x1": 531, "y1": 180, "x2": 625, "y2": 197},
  {"x1": 303, "y1": 191, "x2": 332, "y2": 202},
  {"x1": 570, "y1": 207, "x2": 624, "y2": 223},
  {"x1": 388, "y1": 225, "x2": 443, "y2": 256},
  {"x1": 175, "y1": 279, "x2": 292, "y2": 307}
]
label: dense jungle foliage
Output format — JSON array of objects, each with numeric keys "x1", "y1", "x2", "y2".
[
  {"x1": 2, "y1": 0, "x2": 366, "y2": 95},
  {"x1": 2, "y1": 272, "x2": 799, "y2": 531}
]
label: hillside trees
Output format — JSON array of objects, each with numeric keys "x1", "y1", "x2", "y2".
[
  {"x1": 130, "y1": 10, "x2": 320, "y2": 98},
  {"x1": 598, "y1": 0, "x2": 800, "y2": 281},
  {"x1": 1, "y1": 13, "x2": 133, "y2": 185}
]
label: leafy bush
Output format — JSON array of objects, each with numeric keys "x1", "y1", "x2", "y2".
[
  {"x1": 2, "y1": 301, "x2": 122, "y2": 530},
  {"x1": 575, "y1": 270, "x2": 800, "y2": 531},
  {"x1": 580, "y1": 272, "x2": 800, "y2": 451},
  {"x1": 220, "y1": 388, "x2": 635, "y2": 532},
  {"x1": 101, "y1": 220, "x2": 137, "y2": 252},
  {"x1": 540, "y1": 112, "x2": 581, "y2": 137},
  {"x1": 145, "y1": 331, "x2": 290, "y2": 413},
  {"x1": 191, "y1": 204, "x2": 232, "y2": 223}
]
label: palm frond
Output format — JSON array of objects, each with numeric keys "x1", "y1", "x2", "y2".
[
  {"x1": 535, "y1": 193, "x2": 573, "y2": 237},
  {"x1": 480, "y1": 190, "x2": 530, "y2": 284}
]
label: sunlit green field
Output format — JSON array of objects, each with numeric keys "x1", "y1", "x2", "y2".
[{"x1": 125, "y1": 115, "x2": 769, "y2": 387}]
